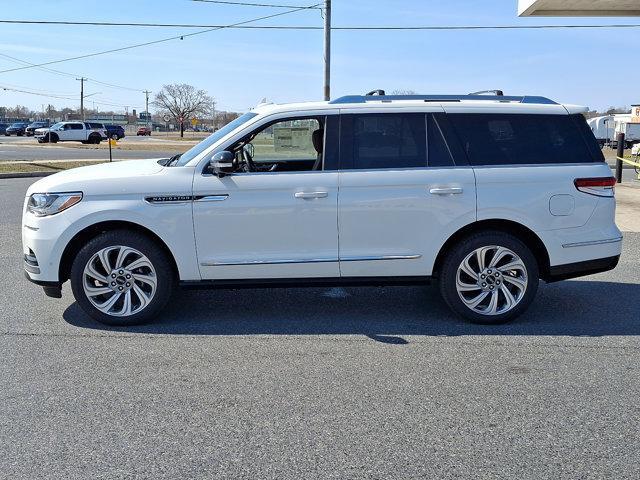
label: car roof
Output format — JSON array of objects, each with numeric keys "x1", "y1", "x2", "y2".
[{"x1": 251, "y1": 94, "x2": 587, "y2": 116}]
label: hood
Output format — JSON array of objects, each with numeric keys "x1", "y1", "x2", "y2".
[{"x1": 27, "y1": 158, "x2": 166, "y2": 196}]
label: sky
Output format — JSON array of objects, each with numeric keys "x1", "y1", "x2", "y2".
[{"x1": 0, "y1": 0, "x2": 638, "y2": 114}]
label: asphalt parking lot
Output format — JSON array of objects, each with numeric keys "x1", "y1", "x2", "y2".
[{"x1": 2, "y1": 177, "x2": 640, "y2": 479}]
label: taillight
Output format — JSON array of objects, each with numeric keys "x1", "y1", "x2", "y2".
[{"x1": 574, "y1": 177, "x2": 616, "y2": 197}]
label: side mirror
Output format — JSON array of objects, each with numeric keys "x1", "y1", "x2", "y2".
[{"x1": 209, "y1": 151, "x2": 235, "y2": 177}]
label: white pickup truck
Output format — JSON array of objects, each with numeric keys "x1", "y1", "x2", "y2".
[{"x1": 35, "y1": 121, "x2": 108, "y2": 144}]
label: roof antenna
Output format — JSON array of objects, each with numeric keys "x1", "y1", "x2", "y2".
[
  {"x1": 470, "y1": 90, "x2": 504, "y2": 96},
  {"x1": 365, "y1": 90, "x2": 386, "y2": 96}
]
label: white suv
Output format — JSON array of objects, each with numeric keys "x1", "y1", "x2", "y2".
[
  {"x1": 22, "y1": 92, "x2": 622, "y2": 326},
  {"x1": 35, "y1": 121, "x2": 107, "y2": 144}
]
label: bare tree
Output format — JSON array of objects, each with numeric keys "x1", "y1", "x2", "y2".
[{"x1": 153, "y1": 83, "x2": 214, "y2": 137}]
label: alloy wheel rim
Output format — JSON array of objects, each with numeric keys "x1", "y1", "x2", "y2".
[
  {"x1": 82, "y1": 245, "x2": 157, "y2": 317},
  {"x1": 455, "y1": 245, "x2": 528, "y2": 316}
]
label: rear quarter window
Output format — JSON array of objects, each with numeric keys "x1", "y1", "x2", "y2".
[{"x1": 447, "y1": 113, "x2": 603, "y2": 166}]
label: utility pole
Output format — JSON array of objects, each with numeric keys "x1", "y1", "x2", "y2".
[
  {"x1": 143, "y1": 90, "x2": 151, "y2": 128},
  {"x1": 76, "y1": 77, "x2": 86, "y2": 120},
  {"x1": 323, "y1": 0, "x2": 331, "y2": 101}
]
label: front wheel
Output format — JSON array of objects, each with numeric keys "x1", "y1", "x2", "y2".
[
  {"x1": 439, "y1": 231, "x2": 539, "y2": 324},
  {"x1": 70, "y1": 230, "x2": 175, "y2": 326}
]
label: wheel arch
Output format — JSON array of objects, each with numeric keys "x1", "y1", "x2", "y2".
[
  {"x1": 432, "y1": 219, "x2": 551, "y2": 280},
  {"x1": 59, "y1": 220, "x2": 179, "y2": 283}
]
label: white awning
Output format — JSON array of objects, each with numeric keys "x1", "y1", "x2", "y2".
[{"x1": 519, "y1": 0, "x2": 640, "y2": 16}]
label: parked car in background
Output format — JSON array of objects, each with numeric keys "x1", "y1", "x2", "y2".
[
  {"x1": 25, "y1": 121, "x2": 50, "y2": 136},
  {"x1": 34, "y1": 121, "x2": 107, "y2": 144},
  {"x1": 137, "y1": 126, "x2": 151, "y2": 136},
  {"x1": 0, "y1": 123, "x2": 8, "y2": 135},
  {"x1": 105, "y1": 124, "x2": 125, "y2": 140},
  {"x1": 5, "y1": 122, "x2": 29, "y2": 136},
  {"x1": 22, "y1": 91, "x2": 621, "y2": 326}
]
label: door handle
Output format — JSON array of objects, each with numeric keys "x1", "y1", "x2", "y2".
[
  {"x1": 429, "y1": 187, "x2": 463, "y2": 195},
  {"x1": 294, "y1": 191, "x2": 328, "y2": 199}
]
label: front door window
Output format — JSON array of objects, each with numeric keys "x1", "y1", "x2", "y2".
[{"x1": 230, "y1": 117, "x2": 325, "y2": 173}]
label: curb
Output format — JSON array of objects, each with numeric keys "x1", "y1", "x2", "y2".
[{"x1": 0, "y1": 172, "x2": 55, "y2": 179}]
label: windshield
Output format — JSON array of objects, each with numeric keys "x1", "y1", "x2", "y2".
[
  {"x1": 175, "y1": 112, "x2": 257, "y2": 166},
  {"x1": 50, "y1": 122, "x2": 63, "y2": 130}
]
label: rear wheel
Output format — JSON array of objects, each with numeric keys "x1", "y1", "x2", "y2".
[
  {"x1": 70, "y1": 230, "x2": 175, "y2": 326},
  {"x1": 439, "y1": 231, "x2": 539, "y2": 324}
]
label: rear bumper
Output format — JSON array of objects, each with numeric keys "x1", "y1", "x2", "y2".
[{"x1": 546, "y1": 255, "x2": 620, "y2": 283}]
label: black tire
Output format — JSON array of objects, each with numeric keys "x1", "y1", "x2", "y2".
[
  {"x1": 88, "y1": 133, "x2": 101, "y2": 144},
  {"x1": 49, "y1": 133, "x2": 59, "y2": 143},
  {"x1": 70, "y1": 230, "x2": 175, "y2": 326},
  {"x1": 439, "y1": 230, "x2": 539, "y2": 325}
]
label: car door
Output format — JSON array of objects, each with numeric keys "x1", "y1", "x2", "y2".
[
  {"x1": 338, "y1": 110, "x2": 477, "y2": 278},
  {"x1": 59, "y1": 123, "x2": 81, "y2": 141},
  {"x1": 192, "y1": 113, "x2": 340, "y2": 280}
]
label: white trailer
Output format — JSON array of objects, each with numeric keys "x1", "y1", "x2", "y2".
[
  {"x1": 614, "y1": 121, "x2": 640, "y2": 148},
  {"x1": 587, "y1": 115, "x2": 615, "y2": 146}
]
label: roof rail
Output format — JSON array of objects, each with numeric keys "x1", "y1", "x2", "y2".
[
  {"x1": 469, "y1": 89, "x2": 504, "y2": 96},
  {"x1": 329, "y1": 94, "x2": 558, "y2": 105}
]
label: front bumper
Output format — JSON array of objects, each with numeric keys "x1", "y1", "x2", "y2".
[{"x1": 24, "y1": 271, "x2": 62, "y2": 298}]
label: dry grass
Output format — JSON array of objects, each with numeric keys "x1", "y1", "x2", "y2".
[
  {"x1": 0, "y1": 160, "x2": 107, "y2": 174},
  {"x1": 64, "y1": 143, "x2": 194, "y2": 152}
]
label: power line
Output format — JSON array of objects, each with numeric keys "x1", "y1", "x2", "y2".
[
  {"x1": 191, "y1": 0, "x2": 319, "y2": 8},
  {"x1": 0, "y1": 83, "x2": 136, "y2": 108},
  {"x1": 0, "y1": 52, "x2": 144, "y2": 92},
  {"x1": 2, "y1": 19, "x2": 640, "y2": 30},
  {"x1": 0, "y1": 80, "x2": 75, "y2": 96},
  {"x1": 0, "y1": 4, "x2": 320, "y2": 75},
  {"x1": 0, "y1": 84, "x2": 78, "y2": 100}
]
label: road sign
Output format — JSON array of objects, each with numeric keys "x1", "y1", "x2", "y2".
[{"x1": 163, "y1": 114, "x2": 171, "y2": 123}]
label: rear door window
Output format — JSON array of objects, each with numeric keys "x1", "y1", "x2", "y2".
[
  {"x1": 447, "y1": 113, "x2": 603, "y2": 166},
  {"x1": 341, "y1": 113, "x2": 427, "y2": 169}
]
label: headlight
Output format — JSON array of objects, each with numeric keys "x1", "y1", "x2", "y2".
[{"x1": 27, "y1": 192, "x2": 82, "y2": 217}]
